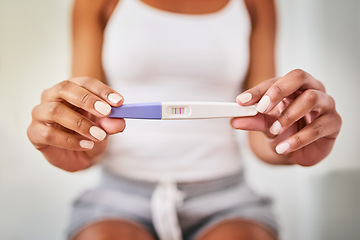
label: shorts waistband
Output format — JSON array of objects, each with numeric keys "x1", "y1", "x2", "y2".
[{"x1": 100, "y1": 169, "x2": 244, "y2": 198}]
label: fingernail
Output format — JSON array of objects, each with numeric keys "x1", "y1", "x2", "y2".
[
  {"x1": 256, "y1": 95, "x2": 271, "y2": 113},
  {"x1": 270, "y1": 120, "x2": 282, "y2": 135},
  {"x1": 94, "y1": 101, "x2": 111, "y2": 115},
  {"x1": 90, "y1": 126, "x2": 107, "y2": 141},
  {"x1": 237, "y1": 93, "x2": 252, "y2": 104},
  {"x1": 276, "y1": 142, "x2": 290, "y2": 154},
  {"x1": 80, "y1": 140, "x2": 94, "y2": 149},
  {"x1": 108, "y1": 93, "x2": 122, "y2": 104}
]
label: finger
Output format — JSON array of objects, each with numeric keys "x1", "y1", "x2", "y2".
[
  {"x1": 231, "y1": 114, "x2": 277, "y2": 138},
  {"x1": 41, "y1": 80, "x2": 113, "y2": 117},
  {"x1": 27, "y1": 121, "x2": 95, "y2": 151},
  {"x1": 274, "y1": 113, "x2": 342, "y2": 155},
  {"x1": 269, "y1": 90, "x2": 336, "y2": 135},
  {"x1": 71, "y1": 77, "x2": 123, "y2": 106},
  {"x1": 236, "y1": 78, "x2": 278, "y2": 105},
  {"x1": 99, "y1": 118, "x2": 126, "y2": 135},
  {"x1": 33, "y1": 102, "x2": 107, "y2": 142},
  {"x1": 255, "y1": 69, "x2": 326, "y2": 114}
]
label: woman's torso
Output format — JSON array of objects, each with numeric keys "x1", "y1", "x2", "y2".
[{"x1": 101, "y1": 0, "x2": 251, "y2": 182}]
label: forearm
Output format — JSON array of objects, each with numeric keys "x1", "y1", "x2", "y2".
[{"x1": 71, "y1": 0, "x2": 107, "y2": 82}]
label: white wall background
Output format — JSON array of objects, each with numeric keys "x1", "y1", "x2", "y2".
[{"x1": 0, "y1": 0, "x2": 359, "y2": 239}]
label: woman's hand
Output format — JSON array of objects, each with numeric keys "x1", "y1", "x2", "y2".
[
  {"x1": 231, "y1": 69, "x2": 342, "y2": 166},
  {"x1": 27, "y1": 77, "x2": 125, "y2": 172}
]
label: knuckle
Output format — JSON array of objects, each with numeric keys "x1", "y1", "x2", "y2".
[
  {"x1": 65, "y1": 135, "x2": 76, "y2": 147},
  {"x1": 57, "y1": 80, "x2": 72, "y2": 95},
  {"x1": 281, "y1": 110, "x2": 292, "y2": 124},
  {"x1": 75, "y1": 117, "x2": 87, "y2": 131},
  {"x1": 290, "y1": 68, "x2": 307, "y2": 80},
  {"x1": 48, "y1": 102, "x2": 62, "y2": 119},
  {"x1": 304, "y1": 90, "x2": 318, "y2": 105},
  {"x1": 40, "y1": 127, "x2": 54, "y2": 142},
  {"x1": 80, "y1": 92, "x2": 92, "y2": 105},
  {"x1": 312, "y1": 123, "x2": 324, "y2": 137},
  {"x1": 271, "y1": 85, "x2": 284, "y2": 96},
  {"x1": 293, "y1": 135, "x2": 303, "y2": 148}
]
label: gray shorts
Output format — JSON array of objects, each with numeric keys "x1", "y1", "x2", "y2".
[{"x1": 67, "y1": 170, "x2": 278, "y2": 240}]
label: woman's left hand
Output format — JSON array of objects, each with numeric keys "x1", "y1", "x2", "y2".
[{"x1": 231, "y1": 69, "x2": 342, "y2": 166}]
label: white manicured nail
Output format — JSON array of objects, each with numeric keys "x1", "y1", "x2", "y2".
[
  {"x1": 270, "y1": 121, "x2": 282, "y2": 135},
  {"x1": 90, "y1": 126, "x2": 107, "y2": 141},
  {"x1": 94, "y1": 101, "x2": 111, "y2": 115},
  {"x1": 276, "y1": 142, "x2": 290, "y2": 154},
  {"x1": 256, "y1": 95, "x2": 271, "y2": 113},
  {"x1": 237, "y1": 93, "x2": 252, "y2": 104},
  {"x1": 80, "y1": 140, "x2": 94, "y2": 149},
  {"x1": 108, "y1": 93, "x2": 122, "y2": 104}
]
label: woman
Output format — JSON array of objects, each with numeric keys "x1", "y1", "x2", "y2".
[{"x1": 27, "y1": 0, "x2": 342, "y2": 239}]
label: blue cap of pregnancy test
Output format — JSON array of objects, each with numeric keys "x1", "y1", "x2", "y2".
[{"x1": 108, "y1": 102, "x2": 162, "y2": 119}]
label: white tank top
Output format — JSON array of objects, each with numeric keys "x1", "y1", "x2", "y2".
[{"x1": 102, "y1": 0, "x2": 251, "y2": 182}]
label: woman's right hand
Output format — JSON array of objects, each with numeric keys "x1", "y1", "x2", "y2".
[{"x1": 27, "y1": 77, "x2": 125, "y2": 172}]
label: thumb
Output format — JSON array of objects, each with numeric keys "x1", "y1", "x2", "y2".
[
  {"x1": 99, "y1": 117, "x2": 126, "y2": 135},
  {"x1": 231, "y1": 114, "x2": 270, "y2": 132}
]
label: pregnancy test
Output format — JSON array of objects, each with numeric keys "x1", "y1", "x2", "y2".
[{"x1": 108, "y1": 102, "x2": 257, "y2": 120}]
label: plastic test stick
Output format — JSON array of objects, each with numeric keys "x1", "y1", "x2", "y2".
[{"x1": 108, "y1": 102, "x2": 258, "y2": 120}]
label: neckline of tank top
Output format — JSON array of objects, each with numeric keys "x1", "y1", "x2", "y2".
[{"x1": 129, "y1": 0, "x2": 238, "y2": 19}]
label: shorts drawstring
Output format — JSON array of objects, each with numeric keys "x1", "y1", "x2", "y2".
[{"x1": 151, "y1": 180, "x2": 185, "y2": 240}]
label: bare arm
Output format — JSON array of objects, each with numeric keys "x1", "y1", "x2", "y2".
[
  {"x1": 243, "y1": 0, "x2": 277, "y2": 88},
  {"x1": 72, "y1": 0, "x2": 115, "y2": 81},
  {"x1": 242, "y1": 0, "x2": 286, "y2": 164}
]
